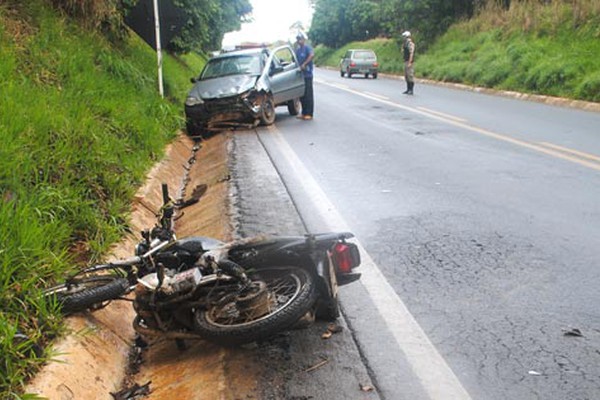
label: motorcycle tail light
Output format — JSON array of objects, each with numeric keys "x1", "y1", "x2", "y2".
[{"x1": 332, "y1": 242, "x2": 360, "y2": 274}]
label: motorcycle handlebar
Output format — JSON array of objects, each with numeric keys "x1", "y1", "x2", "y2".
[{"x1": 110, "y1": 256, "x2": 142, "y2": 267}]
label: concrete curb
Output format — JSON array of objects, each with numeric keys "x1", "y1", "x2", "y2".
[{"x1": 26, "y1": 134, "x2": 200, "y2": 399}]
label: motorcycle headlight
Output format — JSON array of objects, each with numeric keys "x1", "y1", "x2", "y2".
[{"x1": 185, "y1": 96, "x2": 204, "y2": 106}]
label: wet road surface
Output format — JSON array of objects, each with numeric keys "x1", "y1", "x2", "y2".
[{"x1": 247, "y1": 68, "x2": 600, "y2": 400}]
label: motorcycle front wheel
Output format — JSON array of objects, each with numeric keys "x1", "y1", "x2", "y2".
[
  {"x1": 43, "y1": 275, "x2": 130, "y2": 314},
  {"x1": 193, "y1": 266, "x2": 316, "y2": 345}
]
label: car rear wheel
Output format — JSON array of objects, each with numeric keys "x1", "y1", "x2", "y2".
[
  {"x1": 287, "y1": 97, "x2": 301, "y2": 116},
  {"x1": 365, "y1": 73, "x2": 369, "y2": 78},
  {"x1": 373, "y1": 73, "x2": 378, "y2": 79},
  {"x1": 340, "y1": 70, "x2": 344, "y2": 77},
  {"x1": 259, "y1": 94, "x2": 276, "y2": 126}
]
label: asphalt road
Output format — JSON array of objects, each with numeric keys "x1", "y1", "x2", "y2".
[{"x1": 233, "y1": 67, "x2": 600, "y2": 400}]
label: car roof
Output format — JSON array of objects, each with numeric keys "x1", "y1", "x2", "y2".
[
  {"x1": 349, "y1": 49, "x2": 376, "y2": 53},
  {"x1": 213, "y1": 47, "x2": 269, "y2": 59}
]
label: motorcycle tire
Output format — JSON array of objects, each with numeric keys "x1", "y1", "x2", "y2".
[
  {"x1": 193, "y1": 266, "x2": 317, "y2": 346},
  {"x1": 44, "y1": 276, "x2": 130, "y2": 314}
]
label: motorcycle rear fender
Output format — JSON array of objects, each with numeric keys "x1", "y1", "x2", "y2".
[
  {"x1": 227, "y1": 232, "x2": 360, "y2": 294},
  {"x1": 228, "y1": 232, "x2": 355, "y2": 262},
  {"x1": 313, "y1": 251, "x2": 360, "y2": 293}
]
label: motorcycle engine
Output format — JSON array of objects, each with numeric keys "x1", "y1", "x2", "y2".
[{"x1": 137, "y1": 268, "x2": 203, "y2": 295}]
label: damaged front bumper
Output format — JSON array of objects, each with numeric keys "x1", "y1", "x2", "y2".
[{"x1": 185, "y1": 92, "x2": 264, "y2": 131}]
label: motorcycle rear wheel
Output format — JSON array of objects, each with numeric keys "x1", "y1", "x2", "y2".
[
  {"x1": 44, "y1": 275, "x2": 129, "y2": 314},
  {"x1": 193, "y1": 266, "x2": 316, "y2": 345}
]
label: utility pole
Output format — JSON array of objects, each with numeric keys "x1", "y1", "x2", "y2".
[{"x1": 152, "y1": 0, "x2": 164, "y2": 98}]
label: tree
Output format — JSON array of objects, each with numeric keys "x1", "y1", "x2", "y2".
[
  {"x1": 310, "y1": 0, "x2": 483, "y2": 49},
  {"x1": 169, "y1": 0, "x2": 252, "y2": 53}
]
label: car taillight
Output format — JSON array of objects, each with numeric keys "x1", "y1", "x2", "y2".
[
  {"x1": 350, "y1": 62, "x2": 356, "y2": 67},
  {"x1": 373, "y1": 62, "x2": 379, "y2": 67},
  {"x1": 331, "y1": 242, "x2": 360, "y2": 274}
]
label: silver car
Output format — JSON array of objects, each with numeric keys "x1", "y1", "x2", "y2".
[
  {"x1": 340, "y1": 49, "x2": 379, "y2": 79},
  {"x1": 185, "y1": 45, "x2": 305, "y2": 135}
]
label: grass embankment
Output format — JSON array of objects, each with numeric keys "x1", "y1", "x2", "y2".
[
  {"x1": 0, "y1": 1, "x2": 205, "y2": 398},
  {"x1": 315, "y1": 0, "x2": 600, "y2": 102}
]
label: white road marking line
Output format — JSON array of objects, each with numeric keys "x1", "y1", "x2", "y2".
[
  {"x1": 417, "y1": 106, "x2": 467, "y2": 123},
  {"x1": 317, "y1": 79, "x2": 600, "y2": 172},
  {"x1": 538, "y1": 141, "x2": 600, "y2": 163},
  {"x1": 364, "y1": 91, "x2": 390, "y2": 100},
  {"x1": 267, "y1": 126, "x2": 472, "y2": 400}
]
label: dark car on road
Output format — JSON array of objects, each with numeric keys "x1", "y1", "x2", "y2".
[
  {"x1": 340, "y1": 49, "x2": 379, "y2": 79},
  {"x1": 185, "y1": 45, "x2": 305, "y2": 135}
]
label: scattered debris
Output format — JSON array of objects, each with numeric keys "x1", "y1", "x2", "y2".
[
  {"x1": 327, "y1": 323, "x2": 343, "y2": 333},
  {"x1": 304, "y1": 357, "x2": 329, "y2": 373},
  {"x1": 359, "y1": 383, "x2": 375, "y2": 392},
  {"x1": 110, "y1": 381, "x2": 151, "y2": 400},
  {"x1": 321, "y1": 322, "x2": 344, "y2": 339},
  {"x1": 177, "y1": 183, "x2": 208, "y2": 208},
  {"x1": 563, "y1": 328, "x2": 583, "y2": 337},
  {"x1": 217, "y1": 174, "x2": 231, "y2": 183}
]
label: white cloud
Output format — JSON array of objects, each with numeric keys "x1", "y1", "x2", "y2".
[{"x1": 222, "y1": 0, "x2": 313, "y2": 47}]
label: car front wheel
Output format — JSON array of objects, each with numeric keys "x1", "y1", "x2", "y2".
[{"x1": 260, "y1": 94, "x2": 276, "y2": 126}]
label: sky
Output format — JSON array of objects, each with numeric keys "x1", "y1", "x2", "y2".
[{"x1": 222, "y1": 0, "x2": 314, "y2": 48}]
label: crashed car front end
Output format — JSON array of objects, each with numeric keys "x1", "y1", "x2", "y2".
[
  {"x1": 185, "y1": 88, "x2": 265, "y2": 131},
  {"x1": 185, "y1": 59, "x2": 271, "y2": 134}
]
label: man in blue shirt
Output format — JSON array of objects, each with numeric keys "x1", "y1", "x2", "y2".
[{"x1": 295, "y1": 33, "x2": 314, "y2": 120}]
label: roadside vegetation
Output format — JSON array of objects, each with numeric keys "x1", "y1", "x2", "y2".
[
  {"x1": 418, "y1": 0, "x2": 600, "y2": 101},
  {"x1": 313, "y1": 0, "x2": 600, "y2": 103},
  {"x1": 2, "y1": 0, "x2": 598, "y2": 398},
  {"x1": 0, "y1": 1, "x2": 207, "y2": 398}
]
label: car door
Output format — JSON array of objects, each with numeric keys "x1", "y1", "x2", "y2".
[
  {"x1": 341, "y1": 50, "x2": 352, "y2": 71},
  {"x1": 267, "y1": 46, "x2": 305, "y2": 105}
]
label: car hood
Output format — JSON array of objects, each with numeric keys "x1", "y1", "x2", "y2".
[{"x1": 188, "y1": 74, "x2": 259, "y2": 100}]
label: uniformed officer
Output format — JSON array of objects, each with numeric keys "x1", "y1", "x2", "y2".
[{"x1": 402, "y1": 31, "x2": 415, "y2": 95}]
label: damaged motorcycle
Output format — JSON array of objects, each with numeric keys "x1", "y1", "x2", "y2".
[{"x1": 44, "y1": 184, "x2": 361, "y2": 345}]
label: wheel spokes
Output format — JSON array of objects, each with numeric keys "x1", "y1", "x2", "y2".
[{"x1": 206, "y1": 271, "x2": 302, "y2": 326}]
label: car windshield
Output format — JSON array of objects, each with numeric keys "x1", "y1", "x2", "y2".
[
  {"x1": 201, "y1": 55, "x2": 262, "y2": 79},
  {"x1": 354, "y1": 51, "x2": 376, "y2": 60}
]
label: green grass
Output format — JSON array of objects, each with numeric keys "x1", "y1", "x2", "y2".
[
  {"x1": 314, "y1": 1, "x2": 600, "y2": 103},
  {"x1": 0, "y1": 1, "x2": 206, "y2": 397}
]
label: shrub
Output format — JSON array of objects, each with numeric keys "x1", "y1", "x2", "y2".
[{"x1": 575, "y1": 72, "x2": 600, "y2": 102}]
